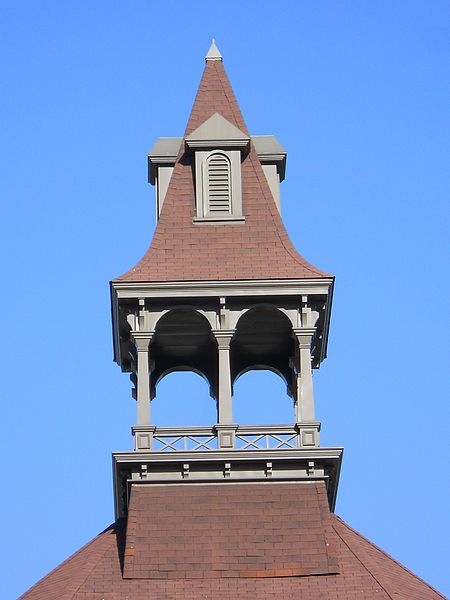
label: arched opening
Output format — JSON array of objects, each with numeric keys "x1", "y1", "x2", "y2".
[
  {"x1": 230, "y1": 306, "x2": 296, "y2": 425},
  {"x1": 152, "y1": 370, "x2": 216, "y2": 426},
  {"x1": 233, "y1": 369, "x2": 294, "y2": 425},
  {"x1": 231, "y1": 306, "x2": 295, "y2": 392},
  {"x1": 150, "y1": 308, "x2": 218, "y2": 400}
]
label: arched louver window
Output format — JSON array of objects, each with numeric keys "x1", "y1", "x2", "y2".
[{"x1": 206, "y1": 153, "x2": 231, "y2": 214}]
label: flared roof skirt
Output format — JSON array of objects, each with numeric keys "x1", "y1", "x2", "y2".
[{"x1": 114, "y1": 56, "x2": 330, "y2": 283}]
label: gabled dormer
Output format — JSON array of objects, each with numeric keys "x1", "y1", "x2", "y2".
[
  {"x1": 185, "y1": 112, "x2": 249, "y2": 223},
  {"x1": 149, "y1": 133, "x2": 286, "y2": 220}
]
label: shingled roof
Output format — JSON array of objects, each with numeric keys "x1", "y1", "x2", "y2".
[
  {"x1": 19, "y1": 46, "x2": 444, "y2": 600},
  {"x1": 114, "y1": 57, "x2": 329, "y2": 283},
  {"x1": 19, "y1": 482, "x2": 444, "y2": 599}
]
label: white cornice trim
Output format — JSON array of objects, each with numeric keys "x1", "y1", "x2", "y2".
[
  {"x1": 111, "y1": 277, "x2": 334, "y2": 299},
  {"x1": 185, "y1": 138, "x2": 250, "y2": 150},
  {"x1": 110, "y1": 277, "x2": 334, "y2": 367},
  {"x1": 113, "y1": 447, "x2": 344, "y2": 464}
]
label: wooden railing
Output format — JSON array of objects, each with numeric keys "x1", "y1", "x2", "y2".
[{"x1": 146, "y1": 425, "x2": 301, "y2": 452}]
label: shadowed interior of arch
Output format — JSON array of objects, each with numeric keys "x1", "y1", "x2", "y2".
[
  {"x1": 150, "y1": 308, "x2": 218, "y2": 400},
  {"x1": 232, "y1": 369, "x2": 294, "y2": 425},
  {"x1": 230, "y1": 306, "x2": 295, "y2": 397},
  {"x1": 152, "y1": 370, "x2": 217, "y2": 426}
]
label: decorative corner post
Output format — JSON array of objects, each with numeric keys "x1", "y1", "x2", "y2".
[
  {"x1": 293, "y1": 327, "x2": 316, "y2": 421},
  {"x1": 293, "y1": 327, "x2": 321, "y2": 447},
  {"x1": 131, "y1": 332, "x2": 154, "y2": 425},
  {"x1": 212, "y1": 329, "x2": 237, "y2": 449}
]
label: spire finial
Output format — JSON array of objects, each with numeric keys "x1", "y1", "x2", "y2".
[{"x1": 206, "y1": 39, "x2": 222, "y2": 62}]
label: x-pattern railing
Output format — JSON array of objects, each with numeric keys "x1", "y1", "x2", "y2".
[
  {"x1": 153, "y1": 434, "x2": 218, "y2": 452},
  {"x1": 236, "y1": 433, "x2": 298, "y2": 450},
  {"x1": 149, "y1": 426, "x2": 300, "y2": 452}
]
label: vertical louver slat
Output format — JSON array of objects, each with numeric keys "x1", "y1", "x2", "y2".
[{"x1": 207, "y1": 153, "x2": 231, "y2": 213}]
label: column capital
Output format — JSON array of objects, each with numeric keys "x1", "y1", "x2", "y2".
[
  {"x1": 292, "y1": 327, "x2": 316, "y2": 337},
  {"x1": 211, "y1": 328, "x2": 235, "y2": 348},
  {"x1": 131, "y1": 331, "x2": 154, "y2": 351},
  {"x1": 292, "y1": 327, "x2": 316, "y2": 347}
]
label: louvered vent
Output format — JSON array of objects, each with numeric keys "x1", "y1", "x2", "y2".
[{"x1": 206, "y1": 153, "x2": 231, "y2": 213}]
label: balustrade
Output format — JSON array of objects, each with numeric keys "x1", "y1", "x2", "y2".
[{"x1": 131, "y1": 424, "x2": 319, "y2": 452}]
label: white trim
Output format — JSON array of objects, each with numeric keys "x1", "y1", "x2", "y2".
[
  {"x1": 193, "y1": 216, "x2": 245, "y2": 225},
  {"x1": 194, "y1": 149, "x2": 243, "y2": 220},
  {"x1": 110, "y1": 278, "x2": 334, "y2": 370},
  {"x1": 203, "y1": 151, "x2": 232, "y2": 215},
  {"x1": 111, "y1": 277, "x2": 333, "y2": 299}
]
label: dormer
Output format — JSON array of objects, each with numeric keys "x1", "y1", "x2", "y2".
[
  {"x1": 252, "y1": 135, "x2": 286, "y2": 212},
  {"x1": 185, "y1": 113, "x2": 250, "y2": 224},
  {"x1": 149, "y1": 134, "x2": 287, "y2": 220},
  {"x1": 147, "y1": 137, "x2": 181, "y2": 219}
]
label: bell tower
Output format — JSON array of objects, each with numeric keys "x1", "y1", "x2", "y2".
[
  {"x1": 111, "y1": 41, "x2": 342, "y2": 517},
  {"x1": 20, "y1": 42, "x2": 444, "y2": 600}
]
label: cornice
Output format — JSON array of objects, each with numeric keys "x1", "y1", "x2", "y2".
[
  {"x1": 185, "y1": 138, "x2": 250, "y2": 150},
  {"x1": 113, "y1": 447, "x2": 343, "y2": 463},
  {"x1": 111, "y1": 277, "x2": 334, "y2": 299},
  {"x1": 112, "y1": 446, "x2": 343, "y2": 518}
]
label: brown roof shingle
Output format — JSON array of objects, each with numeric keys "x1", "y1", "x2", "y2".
[
  {"x1": 19, "y1": 482, "x2": 445, "y2": 599},
  {"x1": 115, "y1": 59, "x2": 330, "y2": 283},
  {"x1": 123, "y1": 482, "x2": 338, "y2": 580}
]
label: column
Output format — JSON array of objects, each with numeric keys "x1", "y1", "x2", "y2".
[
  {"x1": 212, "y1": 329, "x2": 237, "y2": 449},
  {"x1": 131, "y1": 332, "x2": 153, "y2": 425},
  {"x1": 293, "y1": 328, "x2": 316, "y2": 422},
  {"x1": 212, "y1": 329, "x2": 234, "y2": 423}
]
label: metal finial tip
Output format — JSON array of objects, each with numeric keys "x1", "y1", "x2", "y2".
[{"x1": 206, "y1": 39, "x2": 222, "y2": 62}]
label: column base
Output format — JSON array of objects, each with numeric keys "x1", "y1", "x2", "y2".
[
  {"x1": 132, "y1": 425, "x2": 157, "y2": 450},
  {"x1": 214, "y1": 424, "x2": 238, "y2": 449},
  {"x1": 295, "y1": 422, "x2": 321, "y2": 447}
]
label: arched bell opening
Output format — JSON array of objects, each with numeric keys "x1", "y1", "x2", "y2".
[
  {"x1": 231, "y1": 306, "x2": 296, "y2": 403},
  {"x1": 152, "y1": 369, "x2": 216, "y2": 426},
  {"x1": 150, "y1": 308, "x2": 218, "y2": 402},
  {"x1": 233, "y1": 367, "x2": 295, "y2": 425}
]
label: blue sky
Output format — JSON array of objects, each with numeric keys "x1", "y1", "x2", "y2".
[{"x1": 1, "y1": 1, "x2": 449, "y2": 598}]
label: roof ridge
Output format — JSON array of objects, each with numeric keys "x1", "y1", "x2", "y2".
[
  {"x1": 183, "y1": 59, "x2": 248, "y2": 137},
  {"x1": 216, "y1": 60, "x2": 249, "y2": 135},
  {"x1": 70, "y1": 523, "x2": 120, "y2": 597},
  {"x1": 332, "y1": 516, "x2": 394, "y2": 599},
  {"x1": 332, "y1": 515, "x2": 446, "y2": 599}
]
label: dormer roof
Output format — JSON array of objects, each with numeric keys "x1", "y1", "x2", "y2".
[
  {"x1": 185, "y1": 112, "x2": 250, "y2": 150},
  {"x1": 148, "y1": 135, "x2": 285, "y2": 184}
]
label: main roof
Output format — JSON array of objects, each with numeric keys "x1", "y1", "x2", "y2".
[
  {"x1": 19, "y1": 482, "x2": 444, "y2": 599},
  {"x1": 114, "y1": 54, "x2": 330, "y2": 283}
]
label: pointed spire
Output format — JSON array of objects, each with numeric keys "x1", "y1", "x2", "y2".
[
  {"x1": 114, "y1": 46, "x2": 329, "y2": 284},
  {"x1": 205, "y1": 38, "x2": 222, "y2": 62}
]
